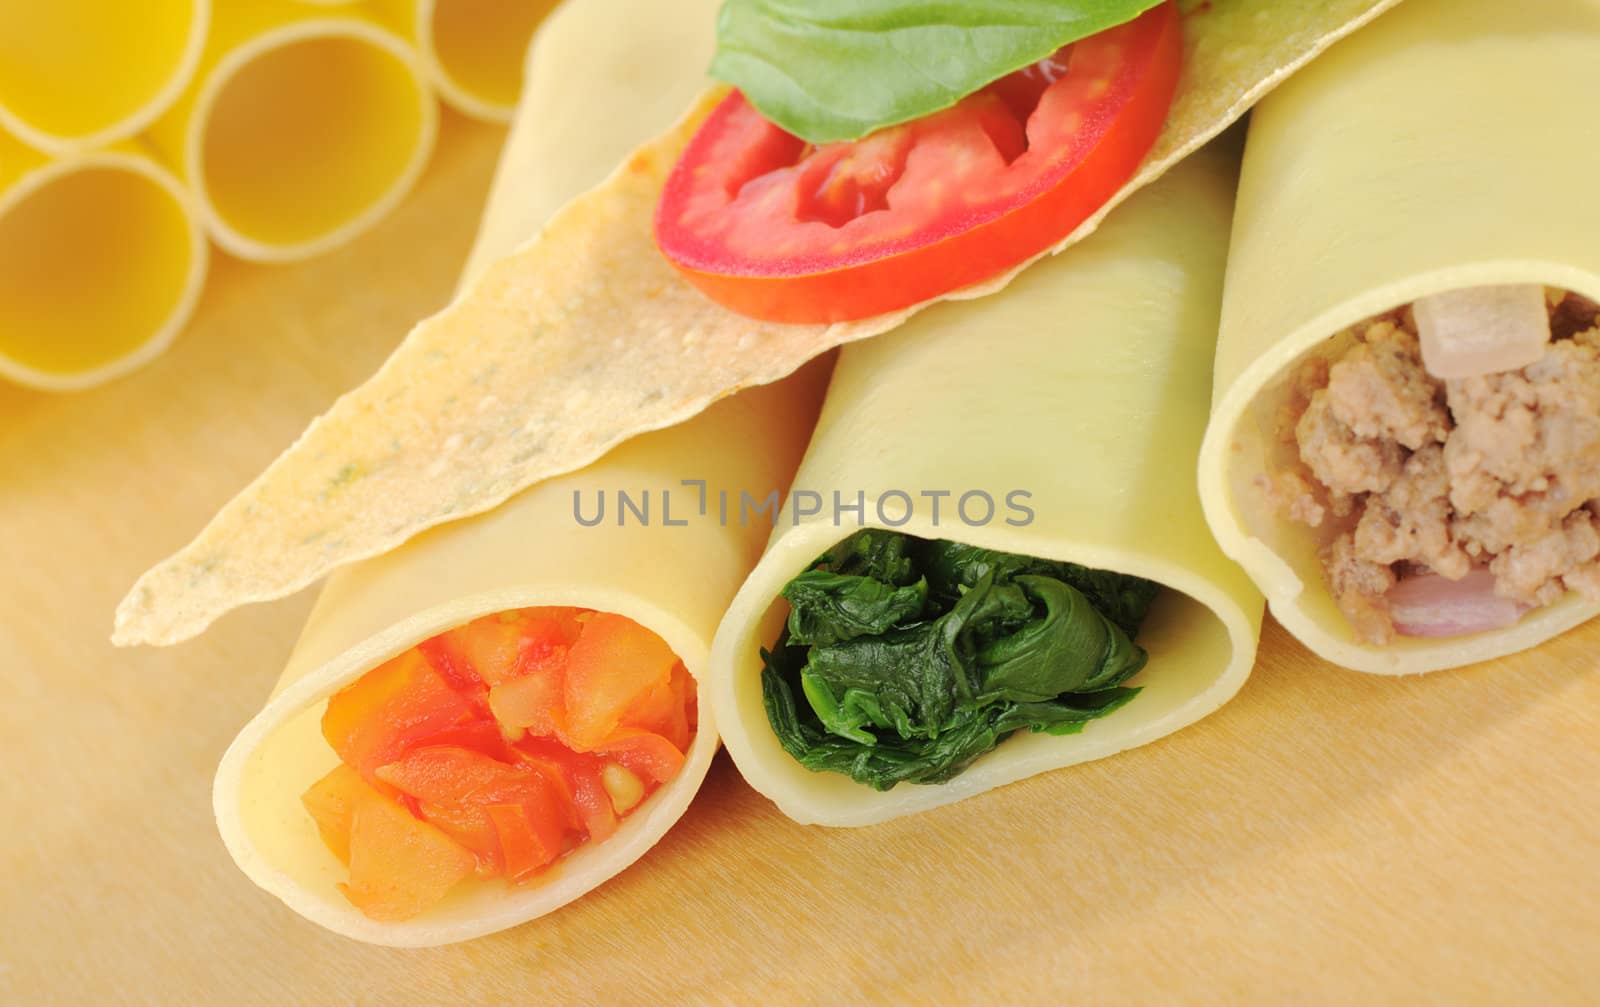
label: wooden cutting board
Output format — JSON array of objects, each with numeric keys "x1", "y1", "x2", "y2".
[{"x1": 2, "y1": 111, "x2": 1595, "y2": 1006}]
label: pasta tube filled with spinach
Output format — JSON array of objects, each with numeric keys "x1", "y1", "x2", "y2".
[{"x1": 708, "y1": 141, "x2": 1263, "y2": 826}]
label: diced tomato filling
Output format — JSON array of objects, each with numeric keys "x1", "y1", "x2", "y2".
[
  {"x1": 300, "y1": 764, "x2": 366, "y2": 865},
  {"x1": 561, "y1": 612, "x2": 681, "y2": 749},
  {"x1": 302, "y1": 607, "x2": 696, "y2": 921},
  {"x1": 376, "y1": 746, "x2": 574, "y2": 878},
  {"x1": 321, "y1": 649, "x2": 480, "y2": 779},
  {"x1": 488, "y1": 668, "x2": 563, "y2": 737},
  {"x1": 594, "y1": 730, "x2": 688, "y2": 786},
  {"x1": 516, "y1": 736, "x2": 621, "y2": 842},
  {"x1": 341, "y1": 780, "x2": 477, "y2": 922}
]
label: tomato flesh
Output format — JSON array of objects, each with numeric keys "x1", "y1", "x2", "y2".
[
  {"x1": 561, "y1": 611, "x2": 681, "y2": 750},
  {"x1": 301, "y1": 764, "x2": 368, "y2": 865},
  {"x1": 423, "y1": 608, "x2": 585, "y2": 689},
  {"x1": 304, "y1": 606, "x2": 696, "y2": 921},
  {"x1": 654, "y1": 2, "x2": 1182, "y2": 323},
  {"x1": 376, "y1": 746, "x2": 574, "y2": 876},
  {"x1": 595, "y1": 729, "x2": 687, "y2": 785},
  {"x1": 321, "y1": 649, "x2": 478, "y2": 780},
  {"x1": 340, "y1": 778, "x2": 477, "y2": 922},
  {"x1": 519, "y1": 737, "x2": 621, "y2": 842},
  {"x1": 488, "y1": 668, "x2": 564, "y2": 737}
]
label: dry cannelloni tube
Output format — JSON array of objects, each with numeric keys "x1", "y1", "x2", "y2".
[{"x1": 146, "y1": 0, "x2": 436, "y2": 262}]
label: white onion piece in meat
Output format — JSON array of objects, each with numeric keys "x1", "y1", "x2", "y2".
[
  {"x1": 1415, "y1": 284, "x2": 1550, "y2": 380},
  {"x1": 1390, "y1": 568, "x2": 1530, "y2": 638}
]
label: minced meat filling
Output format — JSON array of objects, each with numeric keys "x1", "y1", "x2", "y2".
[{"x1": 1274, "y1": 290, "x2": 1600, "y2": 644}]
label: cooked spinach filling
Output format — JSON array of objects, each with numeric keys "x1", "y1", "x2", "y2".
[{"x1": 761, "y1": 529, "x2": 1160, "y2": 790}]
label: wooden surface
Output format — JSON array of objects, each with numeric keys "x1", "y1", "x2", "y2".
[{"x1": 3, "y1": 109, "x2": 1597, "y2": 1006}]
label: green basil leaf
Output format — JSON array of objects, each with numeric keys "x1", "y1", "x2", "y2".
[{"x1": 710, "y1": 0, "x2": 1165, "y2": 144}]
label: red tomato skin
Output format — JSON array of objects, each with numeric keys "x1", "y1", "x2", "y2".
[
  {"x1": 421, "y1": 720, "x2": 519, "y2": 763},
  {"x1": 416, "y1": 634, "x2": 489, "y2": 696},
  {"x1": 655, "y1": 3, "x2": 1183, "y2": 324}
]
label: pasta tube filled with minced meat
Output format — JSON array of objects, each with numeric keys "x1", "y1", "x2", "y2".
[{"x1": 1198, "y1": 0, "x2": 1600, "y2": 674}]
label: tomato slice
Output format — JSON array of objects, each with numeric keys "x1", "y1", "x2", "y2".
[
  {"x1": 302, "y1": 764, "x2": 368, "y2": 864},
  {"x1": 613, "y1": 660, "x2": 694, "y2": 751},
  {"x1": 420, "y1": 719, "x2": 521, "y2": 765},
  {"x1": 488, "y1": 803, "x2": 562, "y2": 882},
  {"x1": 654, "y1": 2, "x2": 1182, "y2": 323},
  {"x1": 420, "y1": 607, "x2": 585, "y2": 692},
  {"x1": 516, "y1": 738, "x2": 621, "y2": 842},
  {"x1": 488, "y1": 667, "x2": 564, "y2": 737}
]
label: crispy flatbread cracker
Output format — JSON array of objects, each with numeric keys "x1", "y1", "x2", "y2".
[{"x1": 115, "y1": 0, "x2": 1405, "y2": 646}]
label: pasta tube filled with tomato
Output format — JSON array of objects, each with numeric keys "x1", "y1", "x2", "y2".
[
  {"x1": 1198, "y1": 0, "x2": 1600, "y2": 674},
  {"x1": 708, "y1": 141, "x2": 1262, "y2": 826},
  {"x1": 211, "y1": 0, "x2": 824, "y2": 946}
]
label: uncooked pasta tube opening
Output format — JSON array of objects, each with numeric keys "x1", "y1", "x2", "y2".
[
  {"x1": 0, "y1": 140, "x2": 207, "y2": 391},
  {"x1": 0, "y1": 0, "x2": 207, "y2": 152},
  {"x1": 195, "y1": 26, "x2": 434, "y2": 259}
]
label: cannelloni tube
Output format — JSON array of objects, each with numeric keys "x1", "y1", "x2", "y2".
[
  {"x1": 1198, "y1": 0, "x2": 1600, "y2": 674},
  {"x1": 0, "y1": 0, "x2": 207, "y2": 154},
  {"x1": 370, "y1": 0, "x2": 559, "y2": 123},
  {"x1": 147, "y1": 0, "x2": 436, "y2": 262},
  {"x1": 460, "y1": 0, "x2": 718, "y2": 286},
  {"x1": 0, "y1": 129, "x2": 208, "y2": 391},
  {"x1": 708, "y1": 142, "x2": 1262, "y2": 827},
  {"x1": 212, "y1": 0, "x2": 816, "y2": 946}
]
